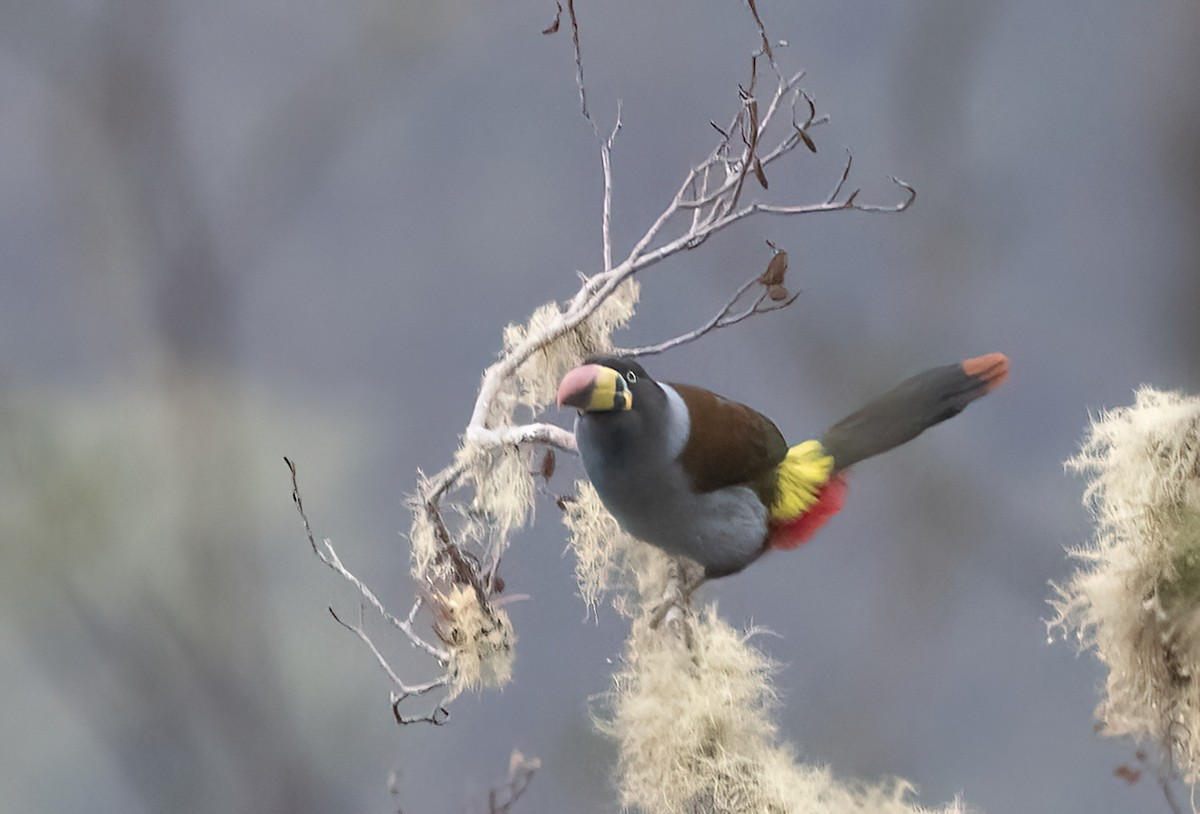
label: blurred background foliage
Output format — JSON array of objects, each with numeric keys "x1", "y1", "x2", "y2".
[{"x1": 1, "y1": 0, "x2": 1198, "y2": 811}]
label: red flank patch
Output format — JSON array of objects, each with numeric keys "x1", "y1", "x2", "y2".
[{"x1": 768, "y1": 474, "x2": 848, "y2": 550}]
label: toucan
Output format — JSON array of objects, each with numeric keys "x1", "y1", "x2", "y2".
[{"x1": 556, "y1": 353, "x2": 1009, "y2": 579}]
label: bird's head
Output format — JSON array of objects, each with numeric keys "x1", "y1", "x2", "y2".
[{"x1": 556, "y1": 357, "x2": 652, "y2": 413}]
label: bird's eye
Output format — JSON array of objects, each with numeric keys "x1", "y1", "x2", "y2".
[{"x1": 625, "y1": 371, "x2": 637, "y2": 383}]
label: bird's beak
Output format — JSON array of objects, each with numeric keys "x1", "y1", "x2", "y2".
[{"x1": 556, "y1": 364, "x2": 633, "y2": 412}]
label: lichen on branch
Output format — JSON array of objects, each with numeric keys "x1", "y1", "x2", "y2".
[
  {"x1": 1050, "y1": 387, "x2": 1200, "y2": 784},
  {"x1": 501, "y1": 280, "x2": 640, "y2": 414},
  {"x1": 591, "y1": 538, "x2": 964, "y2": 814}
]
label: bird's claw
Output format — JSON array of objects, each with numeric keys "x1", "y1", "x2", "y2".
[{"x1": 647, "y1": 560, "x2": 705, "y2": 648}]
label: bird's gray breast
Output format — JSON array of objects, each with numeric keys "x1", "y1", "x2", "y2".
[{"x1": 575, "y1": 384, "x2": 769, "y2": 576}]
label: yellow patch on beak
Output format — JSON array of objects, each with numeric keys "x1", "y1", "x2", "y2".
[{"x1": 589, "y1": 366, "x2": 633, "y2": 412}]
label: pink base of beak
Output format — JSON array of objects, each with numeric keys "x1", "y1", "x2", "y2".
[{"x1": 557, "y1": 364, "x2": 602, "y2": 408}]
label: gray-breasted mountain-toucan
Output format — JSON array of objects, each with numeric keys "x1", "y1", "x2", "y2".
[{"x1": 556, "y1": 354, "x2": 1009, "y2": 578}]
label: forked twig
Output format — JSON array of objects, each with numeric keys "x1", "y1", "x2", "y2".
[
  {"x1": 614, "y1": 264, "x2": 800, "y2": 358},
  {"x1": 286, "y1": 457, "x2": 449, "y2": 663}
]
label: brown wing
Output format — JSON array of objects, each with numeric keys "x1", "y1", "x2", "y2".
[{"x1": 671, "y1": 383, "x2": 788, "y2": 503}]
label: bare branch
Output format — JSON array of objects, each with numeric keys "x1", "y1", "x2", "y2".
[
  {"x1": 827, "y1": 149, "x2": 854, "y2": 202},
  {"x1": 488, "y1": 750, "x2": 541, "y2": 814},
  {"x1": 745, "y1": 0, "x2": 777, "y2": 71},
  {"x1": 566, "y1": 0, "x2": 592, "y2": 132},
  {"x1": 600, "y1": 100, "x2": 622, "y2": 271},
  {"x1": 392, "y1": 693, "x2": 450, "y2": 727},
  {"x1": 286, "y1": 457, "x2": 450, "y2": 663},
  {"x1": 756, "y1": 174, "x2": 917, "y2": 215},
  {"x1": 677, "y1": 72, "x2": 826, "y2": 213},
  {"x1": 613, "y1": 260, "x2": 801, "y2": 358},
  {"x1": 541, "y1": 2, "x2": 562, "y2": 36},
  {"x1": 465, "y1": 422, "x2": 577, "y2": 452},
  {"x1": 562, "y1": 0, "x2": 623, "y2": 272},
  {"x1": 329, "y1": 606, "x2": 448, "y2": 698}
]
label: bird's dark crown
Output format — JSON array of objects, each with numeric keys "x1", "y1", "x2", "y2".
[{"x1": 584, "y1": 356, "x2": 653, "y2": 382}]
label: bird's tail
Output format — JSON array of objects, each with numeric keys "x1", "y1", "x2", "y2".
[
  {"x1": 766, "y1": 353, "x2": 1008, "y2": 551},
  {"x1": 820, "y1": 353, "x2": 1009, "y2": 472}
]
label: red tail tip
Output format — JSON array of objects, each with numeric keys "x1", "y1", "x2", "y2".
[{"x1": 961, "y1": 353, "x2": 1009, "y2": 392}]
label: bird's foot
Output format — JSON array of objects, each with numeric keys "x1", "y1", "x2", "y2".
[{"x1": 647, "y1": 560, "x2": 705, "y2": 646}]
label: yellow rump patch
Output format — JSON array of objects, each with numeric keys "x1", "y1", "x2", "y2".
[{"x1": 770, "y1": 440, "x2": 834, "y2": 522}]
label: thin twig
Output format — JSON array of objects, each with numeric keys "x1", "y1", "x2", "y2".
[
  {"x1": 488, "y1": 750, "x2": 541, "y2": 814},
  {"x1": 392, "y1": 693, "x2": 450, "y2": 727},
  {"x1": 1138, "y1": 748, "x2": 1186, "y2": 814},
  {"x1": 827, "y1": 149, "x2": 854, "y2": 203},
  {"x1": 286, "y1": 457, "x2": 450, "y2": 663},
  {"x1": 329, "y1": 605, "x2": 448, "y2": 697},
  {"x1": 566, "y1": 0, "x2": 592, "y2": 133},
  {"x1": 614, "y1": 268, "x2": 801, "y2": 358},
  {"x1": 563, "y1": 0, "x2": 622, "y2": 273},
  {"x1": 758, "y1": 175, "x2": 917, "y2": 215},
  {"x1": 1158, "y1": 772, "x2": 1184, "y2": 814},
  {"x1": 423, "y1": 495, "x2": 491, "y2": 609},
  {"x1": 600, "y1": 101, "x2": 622, "y2": 271},
  {"x1": 745, "y1": 0, "x2": 776, "y2": 71},
  {"x1": 541, "y1": 1, "x2": 562, "y2": 35}
]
